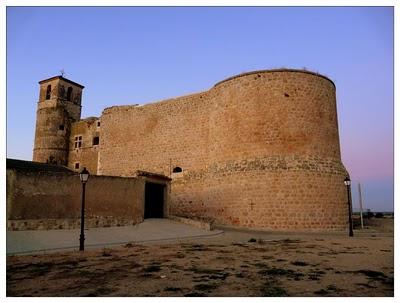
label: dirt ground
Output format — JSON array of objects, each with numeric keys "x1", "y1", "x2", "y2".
[{"x1": 7, "y1": 218, "x2": 394, "y2": 297}]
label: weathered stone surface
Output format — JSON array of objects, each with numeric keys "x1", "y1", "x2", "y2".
[
  {"x1": 6, "y1": 170, "x2": 145, "y2": 230},
  {"x1": 33, "y1": 76, "x2": 84, "y2": 165},
  {"x1": 7, "y1": 218, "x2": 139, "y2": 231},
  {"x1": 68, "y1": 117, "x2": 100, "y2": 174}
]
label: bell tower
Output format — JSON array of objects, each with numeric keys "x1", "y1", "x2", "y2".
[{"x1": 32, "y1": 75, "x2": 84, "y2": 165}]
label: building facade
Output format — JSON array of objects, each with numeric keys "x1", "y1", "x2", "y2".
[{"x1": 33, "y1": 69, "x2": 349, "y2": 231}]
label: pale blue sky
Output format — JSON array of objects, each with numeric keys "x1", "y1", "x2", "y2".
[{"x1": 6, "y1": 7, "x2": 394, "y2": 211}]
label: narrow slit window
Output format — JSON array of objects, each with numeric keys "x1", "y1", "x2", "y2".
[
  {"x1": 66, "y1": 87, "x2": 73, "y2": 101},
  {"x1": 45, "y1": 85, "x2": 51, "y2": 100}
]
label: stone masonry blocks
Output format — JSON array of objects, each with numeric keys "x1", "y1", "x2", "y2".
[{"x1": 97, "y1": 69, "x2": 348, "y2": 231}]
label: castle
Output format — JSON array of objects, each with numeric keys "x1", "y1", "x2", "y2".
[{"x1": 32, "y1": 69, "x2": 349, "y2": 231}]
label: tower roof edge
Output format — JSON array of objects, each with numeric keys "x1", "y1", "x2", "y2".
[{"x1": 38, "y1": 76, "x2": 85, "y2": 88}]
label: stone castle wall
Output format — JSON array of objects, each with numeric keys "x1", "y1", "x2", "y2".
[
  {"x1": 7, "y1": 169, "x2": 145, "y2": 230},
  {"x1": 97, "y1": 69, "x2": 349, "y2": 231},
  {"x1": 99, "y1": 91, "x2": 212, "y2": 176}
]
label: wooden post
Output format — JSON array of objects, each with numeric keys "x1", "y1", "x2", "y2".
[{"x1": 358, "y1": 182, "x2": 364, "y2": 229}]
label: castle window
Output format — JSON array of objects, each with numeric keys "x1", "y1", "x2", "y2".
[
  {"x1": 93, "y1": 136, "x2": 99, "y2": 146},
  {"x1": 97, "y1": 121, "x2": 100, "y2": 127},
  {"x1": 66, "y1": 87, "x2": 73, "y2": 101},
  {"x1": 74, "y1": 136, "x2": 82, "y2": 149},
  {"x1": 173, "y1": 167, "x2": 183, "y2": 173},
  {"x1": 45, "y1": 85, "x2": 51, "y2": 100},
  {"x1": 59, "y1": 125, "x2": 64, "y2": 131},
  {"x1": 75, "y1": 162, "x2": 80, "y2": 170}
]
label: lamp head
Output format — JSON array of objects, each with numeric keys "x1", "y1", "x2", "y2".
[
  {"x1": 79, "y1": 167, "x2": 90, "y2": 183},
  {"x1": 344, "y1": 176, "x2": 351, "y2": 186}
]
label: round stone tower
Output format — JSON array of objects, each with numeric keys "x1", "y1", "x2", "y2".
[
  {"x1": 33, "y1": 76, "x2": 84, "y2": 165},
  {"x1": 204, "y1": 69, "x2": 349, "y2": 230}
]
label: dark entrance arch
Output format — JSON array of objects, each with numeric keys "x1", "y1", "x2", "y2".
[{"x1": 144, "y1": 182, "x2": 165, "y2": 218}]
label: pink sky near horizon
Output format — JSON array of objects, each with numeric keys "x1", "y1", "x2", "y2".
[{"x1": 341, "y1": 139, "x2": 393, "y2": 181}]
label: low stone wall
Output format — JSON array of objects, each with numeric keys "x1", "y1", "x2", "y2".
[
  {"x1": 7, "y1": 169, "x2": 145, "y2": 230},
  {"x1": 7, "y1": 218, "x2": 138, "y2": 231}
]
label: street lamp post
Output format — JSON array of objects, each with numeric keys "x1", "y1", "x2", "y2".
[
  {"x1": 79, "y1": 167, "x2": 90, "y2": 251},
  {"x1": 344, "y1": 176, "x2": 354, "y2": 237}
]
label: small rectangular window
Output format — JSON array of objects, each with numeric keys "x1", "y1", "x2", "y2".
[
  {"x1": 93, "y1": 136, "x2": 99, "y2": 146},
  {"x1": 75, "y1": 162, "x2": 80, "y2": 170},
  {"x1": 59, "y1": 125, "x2": 64, "y2": 131},
  {"x1": 97, "y1": 121, "x2": 100, "y2": 127}
]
